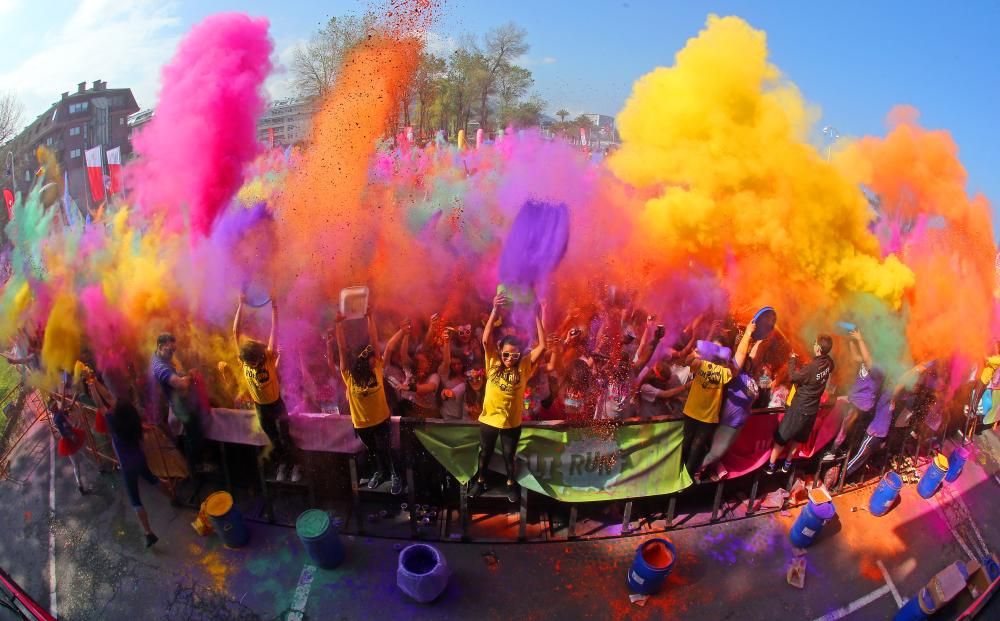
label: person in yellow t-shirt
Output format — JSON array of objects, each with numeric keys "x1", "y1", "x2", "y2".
[
  {"x1": 331, "y1": 308, "x2": 407, "y2": 495},
  {"x1": 469, "y1": 291, "x2": 547, "y2": 502},
  {"x1": 234, "y1": 293, "x2": 300, "y2": 482},
  {"x1": 680, "y1": 331, "x2": 735, "y2": 480}
]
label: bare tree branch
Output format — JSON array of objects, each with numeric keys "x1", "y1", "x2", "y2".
[{"x1": 0, "y1": 91, "x2": 24, "y2": 146}]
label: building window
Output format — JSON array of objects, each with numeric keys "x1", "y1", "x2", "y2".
[
  {"x1": 69, "y1": 126, "x2": 81, "y2": 136},
  {"x1": 46, "y1": 137, "x2": 54, "y2": 146},
  {"x1": 70, "y1": 148, "x2": 82, "y2": 159},
  {"x1": 119, "y1": 117, "x2": 125, "y2": 126},
  {"x1": 69, "y1": 101, "x2": 89, "y2": 113}
]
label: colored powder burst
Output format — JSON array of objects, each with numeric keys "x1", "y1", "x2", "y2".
[
  {"x1": 609, "y1": 15, "x2": 914, "y2": 349},
  {"x1": 838, "y1": 105, "x2": 997, "y2": 369},
  {"x1": 129, "y1": 13, "x2": 272, "y2": 236}
]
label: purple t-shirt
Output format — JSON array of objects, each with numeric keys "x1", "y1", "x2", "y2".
[
  {"x1": 849, "y1": 365, "x2": 883, "y2": 412},
  {"x1": 720, "y1": 372, "x2": 759, "y2": 428}
]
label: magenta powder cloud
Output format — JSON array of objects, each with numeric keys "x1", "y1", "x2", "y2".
[{"x1": 128, "y1": 13, "x2": 272, "y2": 236}]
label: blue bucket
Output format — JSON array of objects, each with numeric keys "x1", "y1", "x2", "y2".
[
  {"x1": 944, "y1": 445, "x2": 969, "y2": 483},
  {"x1": 397, "y1": 544, "x2": 450, "y2": 603},
  {"x1": 893, "y1": 587, "x2": 935, "y2": 621},
  {"x1": 204, "y1": 491, "x2": 250, "y2": 549},
  {"x1": 869, "y1": 471, "x2": 903, "y2": 516},
  {"x1": 917, "y1": 454, "x2": 949, "y2": 499},
  {"x1": 627, "y1": 538, "x2": 676, "y2": 595},
  {"x1": 296, "y1": 510, "x2": 344, "y2": 569},
  {"x1": 789, "y1": 500, "x2": 836, "y2": 548}
]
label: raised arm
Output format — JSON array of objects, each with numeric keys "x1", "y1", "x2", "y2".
[
  {"x1": 367, "y1": 309, "x2": 379, "y2": 356},
  {"x1": 482, "y1": 292, "x2": 506, "y2": 350},
  {"x1": 733, "y1": 322, "x2": 755, "y2": 370},
  {"x1": 325, "y1": 329, "x2": 339, "y2": 376},
  {"x1": 383, "y1": 321, "x2": 407, "y2": 364},
  {"x1": 233, "y1": 294, "x2": 245, "y2": 355},
  {"x1": 529, "y1": 312, "x2": 547, "y2": 365},
  {"x1": 334, "y1": 314, "x2": 349, "y2": 372},
  {"x1": 423, "y1": 313, "x2": 441, "y2": 353},
  {"x1": 438, "y1": 331, "x2": 452, "y2": 379},
  {"x1": 850, "y1": 329, "x2": 873, "y2": 370},
  {"x1": 268, "y1": 295, "x2": 278, "y2": 353}
]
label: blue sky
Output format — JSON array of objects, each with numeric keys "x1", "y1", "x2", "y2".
[{"x1": 1, "y1": 0, "x2": 997, "y2": 232}]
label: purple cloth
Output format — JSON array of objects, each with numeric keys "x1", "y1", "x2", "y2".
[
  {"x1": 720, "y1": 372, "x2": 759, "y2": 428},
  {"x1": 498, "y1": 200, "x2": 570, "y2": 293}
]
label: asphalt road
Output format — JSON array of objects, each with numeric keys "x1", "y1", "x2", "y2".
[{"x1": 1, "y1": 418, "x2": 997, "y2": 621}]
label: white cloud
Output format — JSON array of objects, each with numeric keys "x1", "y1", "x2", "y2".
[
  {"x1": 0, "y1": 0, "x2": 19, "y2": 16},
  {"x1": 424, "y1": 31, "x2": 458, "y2": 56},
  {"x1": 514, "y1": 54, "x2": 557, "y2": 67},
  {"x1": 0, "y1": 0, "x2": 182, "y2": 121},
  {"x1": 265, "y1": 37, "x2": 305, "y2": 102}
]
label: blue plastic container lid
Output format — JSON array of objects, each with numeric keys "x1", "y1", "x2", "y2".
[{"x1": 751, "y1": 307, "x2": 777, "y2": 340}]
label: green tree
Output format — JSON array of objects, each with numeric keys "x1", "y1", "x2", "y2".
[
  {"x1": 474, "y1": 22, "x2": 529, "y2": 133},
  {"x1": 291, "y1": 13, "x2": 377, "y2": 100},
  {"x1": 413, "y1": 53, "x2": 448, "y2": 138},
  {"x1": 555, "y1": 109, "x2": 569, "y2": 123},
  {"x1": 496, "y1": 63, "x2": 533, "y2": 128}
]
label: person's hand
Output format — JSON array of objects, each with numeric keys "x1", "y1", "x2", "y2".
[
  {"x1": 492, "y1": 292, "x2": 508, "y2": 310},
  {"x1": 335, "y1": 312, "x2": 346, "y2": 324},
  {"x1": 429, "y1": 313, "x2": 440, "y2": 325},
  {"x1": 848, "y1": 328, "x2": 861, "y2": 341},
  {"x1": 746, "y1": 322, "x2": 757, "y2": 338},
  {"x1": 546, "y1": 332, "x2": 561, "y2": 349},
  {"x1": 401, "y1": 319, "x2": 412, "y2": 333},
  {"x1": 709, "y1": 319, "x2": 723, "y2": 334},
  {"x1": 442, "y1": 389, "x2": 455, "y2": 399}
]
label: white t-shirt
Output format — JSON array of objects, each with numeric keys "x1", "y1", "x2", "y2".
[{"x1": 440, "y1": 379, "x2": 466, "y2": 420}]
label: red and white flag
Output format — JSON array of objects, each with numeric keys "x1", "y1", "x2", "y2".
[
  {"x1": 85, "y1": 146, "x2": 104, "y2": 202},
  {"x1": 106, "y1": 147, "x2": 123, "y2": 194},
  {"x1": 580, "y1": 127, "x2": 587, "y2": 146}
]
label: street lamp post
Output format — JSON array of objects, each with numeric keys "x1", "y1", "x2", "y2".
[{"x1": 822, "y1": 125, "x2": 840, "y2": 161}]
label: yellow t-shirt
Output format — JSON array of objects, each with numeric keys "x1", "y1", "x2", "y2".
[
  {"x1": 480, "y1": 348, "x2": 537, "y2": 429},
  {"x1": 341, "y1": 358, "x2": 391, "y2": 429},
  {"x1": 242, "y1": 351, "x2": 281, "y2": 405},
  {"x1": 682, "y1": 360, "x2": 733, "y2": 424}
]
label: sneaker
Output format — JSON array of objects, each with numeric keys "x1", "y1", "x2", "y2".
[
  {"x1": 781, "y1": 460, "x2": 793, "y2": 474},
  {"x1": 289, "y1": 465, "x2": 302, "y2": 483},
  {"x1": 821, "y1": 451, "x2": 838, "y2": 463},
  {"x1": 765, "y1": 462, "x2": 778, "y2": 475},
  {"x1": 275, "y1": 464, "x2": 287, "y2": 482},
  {"x1": 468, "y1": 479, "x2": 486, "y2": 498},
  {"x1": 390, "y1": 474, "x2": 403, "y2": 495},
  {"x1": 145, "y1": 533, "x2": 159, "y2": 548},
  {"x1": 367, "y1": 470, "x2": 384, "y2": 490},
  {"x1": 506, "y1": 483, "x2": 519, "y2": 503}
]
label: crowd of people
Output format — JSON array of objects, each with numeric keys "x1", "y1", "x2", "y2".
[{"x1": 2, "y1": 284, "x2": 987, "y2": 548}]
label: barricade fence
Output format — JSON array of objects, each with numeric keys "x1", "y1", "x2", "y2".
[{"x1": 29, "y1": 389, "x2": 955, "y2": 541}]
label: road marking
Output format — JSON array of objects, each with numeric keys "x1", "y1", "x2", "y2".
[
  {"x1": 48, "y1": 433, "x2": 58, "y2": 618},
  {"x1": 809, "y1": 585, "x2": 891, "y2": 621},
  {"x1": 286, "y1": 564, "x2": 316, "y2": 621},
  {"x1": 877, "y1": 560, "x2": 902, "y2": 608}
]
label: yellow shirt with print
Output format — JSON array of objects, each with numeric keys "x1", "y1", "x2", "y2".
[
  {"x1": 682, "y1": 360, "x2": 733, "y2": 424},
  {"x1": 480, "y1": 348, "x2": 537, "y2": 429},
  {"x1": 341, "y1": 358, "x2": 391, "y2": 429},
  {"x1": 242, "y1": 351, "x2": 281, "y2": 405}
]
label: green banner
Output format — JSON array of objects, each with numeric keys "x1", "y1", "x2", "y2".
[{"x1": 415, "y1": 421, "x2": 692, "y2": 502}]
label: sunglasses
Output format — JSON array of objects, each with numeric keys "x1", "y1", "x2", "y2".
[
  {"x1": 358, "y1": 345, "x2": 374, "y2": 359},
  {"x1": 456, "y1": 327, "x2": 472, "y2": 336},
  {"x1": 501, "y1": 351, "x2": 521, "y2": 361},
  {"x1": 466, "y1": 369, "x2": 485, "y2": 380}
]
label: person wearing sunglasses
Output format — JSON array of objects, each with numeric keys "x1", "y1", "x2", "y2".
[
  {"x1": 332, "y1": 309, "x2": 406, "y2": 494},
  {"x1": 469, "y1": 292, "x2": 547, "y2": 502}
]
